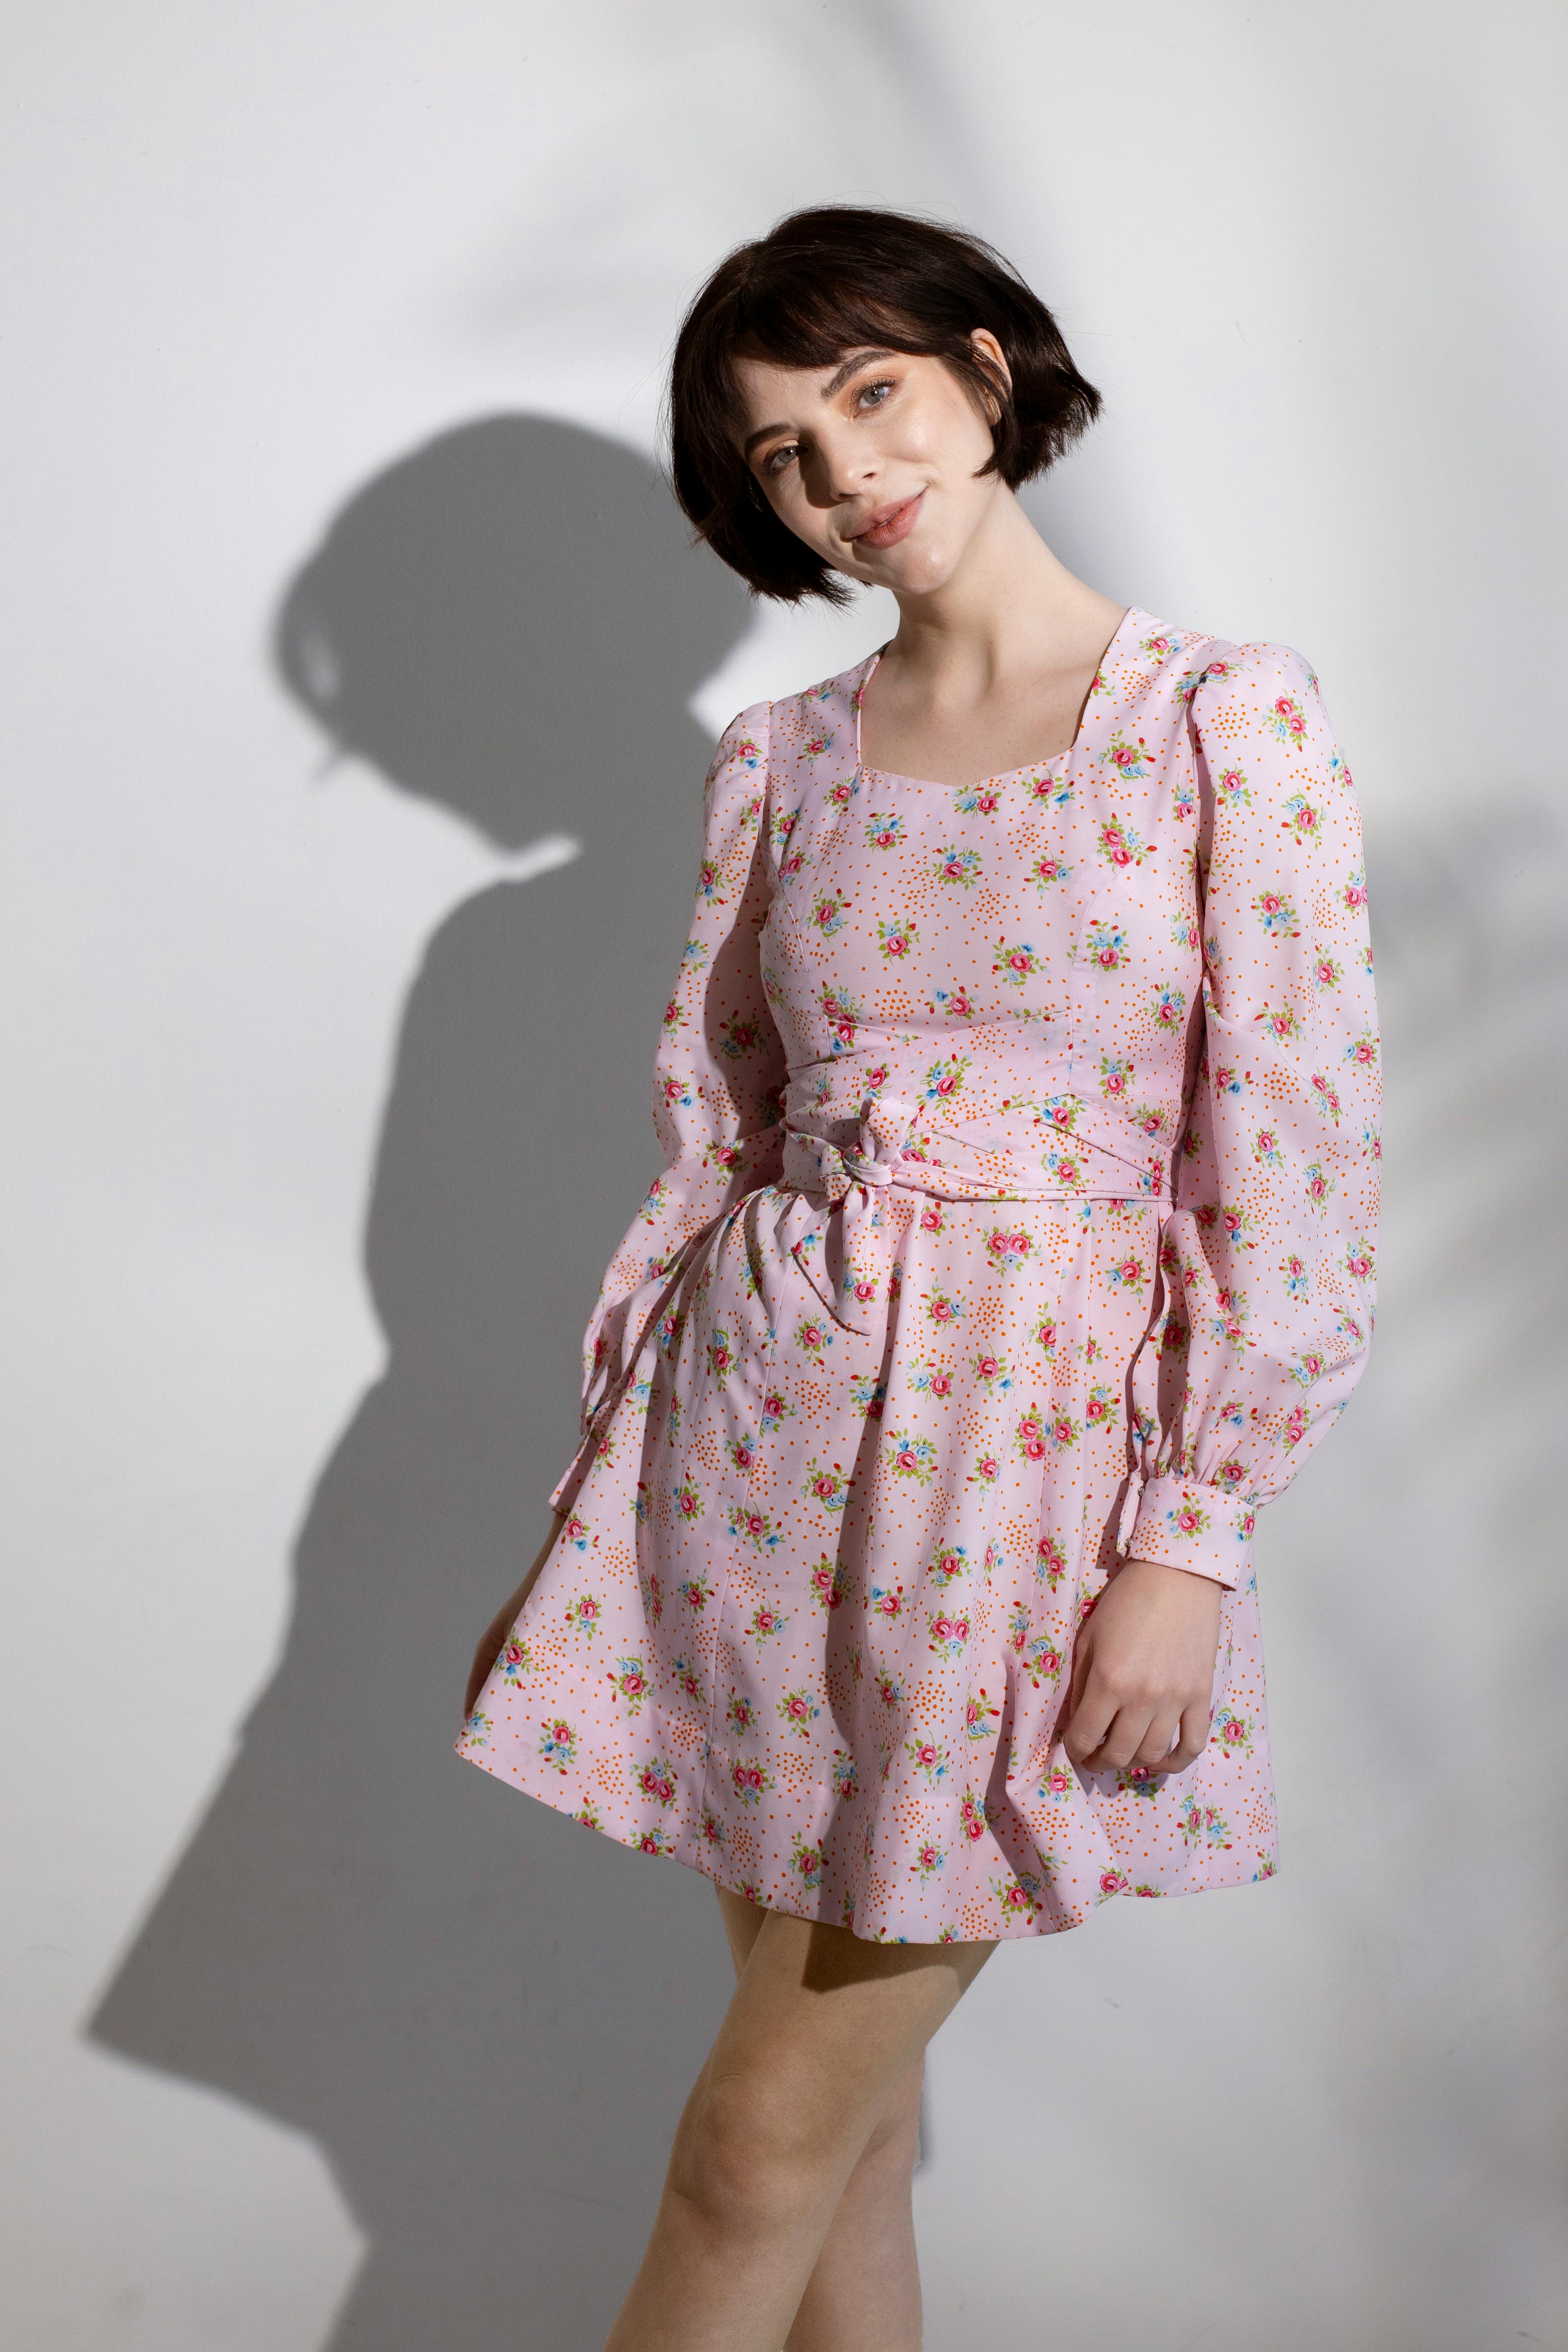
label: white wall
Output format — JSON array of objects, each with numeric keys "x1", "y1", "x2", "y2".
[{"x1": 3, "y1": 4, "x2": 1563, "y2": 2346}]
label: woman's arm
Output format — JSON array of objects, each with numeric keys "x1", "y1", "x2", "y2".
[
  {"x1": 1122, "y1": 639, "x2": 1378, "y2": 1585},
  {"x1": 1064, "y1": 639, "x2": 1378, "y2": 1769},
  {"x1": 546, "y1": 700, "x2": 791, "y2": 1520},
  {"x1": 463, "y1": 705, "x2": 791, "y2": 1713}
]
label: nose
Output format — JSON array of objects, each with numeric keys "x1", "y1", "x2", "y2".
[{"x1": 802, "y1": 425, "x2": 875, "y2": 512}]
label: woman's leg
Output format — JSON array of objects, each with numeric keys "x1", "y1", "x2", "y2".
[
  {"x1": 713, "y1": 1888, "x2": 927, "y2": 2352},
  {"x1": 602, "y1": 1884, "x2": 996, "y2": 2352}
]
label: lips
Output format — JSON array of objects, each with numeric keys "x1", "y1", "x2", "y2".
[{"x1": 846, "y1": 491, "x2": 925, "y2": 550}]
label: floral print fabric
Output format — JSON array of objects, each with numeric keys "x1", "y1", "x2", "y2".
[{"x1": 458, "y1": 607, "x2": 1379, "y2": 1942}]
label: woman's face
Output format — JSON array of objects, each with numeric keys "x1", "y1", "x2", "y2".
[{"x1": 731, "y1": 330, "x2": 1010, "y2": 597}]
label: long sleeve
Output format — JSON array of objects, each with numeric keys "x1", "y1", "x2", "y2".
[
  {"x1": 548, "y1": 701, "x2": 789, "y2": 1512},
  {"x1": 1119, "y1": 642, "x2": 1380, "y2": 1588}
]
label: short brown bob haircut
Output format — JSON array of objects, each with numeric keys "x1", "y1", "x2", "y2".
[{"x1": 667, "y1": 205, "x2": 1101, "y2": 607}]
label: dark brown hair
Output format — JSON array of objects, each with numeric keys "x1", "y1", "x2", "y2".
[{"x1": 666, "y1": 205, "x2": 1102, "y2": 607}]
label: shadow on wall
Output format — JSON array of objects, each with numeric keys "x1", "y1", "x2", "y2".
[{"x1": 90, "y1": 416, "x2": 763, "y2": 2348}]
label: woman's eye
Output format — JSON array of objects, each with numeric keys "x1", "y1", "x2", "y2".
[
  {"x1": 856, "y1": 378, "x2": 895, "y2": 410},
  {"x1": 763, "y1": 444, "x2": 798, "y2": 477}
]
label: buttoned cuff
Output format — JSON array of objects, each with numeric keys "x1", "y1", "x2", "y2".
[{"x1": 1116, "y1": 1471, "x2": 1255, "y2": 1590}]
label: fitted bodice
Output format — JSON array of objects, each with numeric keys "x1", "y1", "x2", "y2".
[{"x1": 753, "y1": 608, "x2": 1210, "y2": 1203}]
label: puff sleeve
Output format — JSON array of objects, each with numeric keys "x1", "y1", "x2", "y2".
[
  {"x1": 548, "y1": 703, "x2": 789, "y2": 1512},
  {"x1": 1118, "y1": 644, "x2": 1380, "y2": 1587}
]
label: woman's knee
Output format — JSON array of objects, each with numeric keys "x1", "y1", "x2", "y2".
[{"x1": 669, "y1": 2064, "x2": 850, "y2": 2239}]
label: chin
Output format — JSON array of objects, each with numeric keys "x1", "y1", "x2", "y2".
[{"x1": 881, "y1": 537, "x2": 957, "y2": 593}]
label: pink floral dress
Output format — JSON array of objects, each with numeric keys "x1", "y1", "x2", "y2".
[{"x1": 458, "y1": 607, "x2": 1379, "y2": 1942}]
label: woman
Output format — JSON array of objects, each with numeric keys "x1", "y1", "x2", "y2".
[{"x1": 459, "y1": 206, "x2": 1378, "y2": 2349}]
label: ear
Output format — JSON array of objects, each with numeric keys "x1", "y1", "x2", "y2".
[{"x1": 968, "y1": 326, "x2": 1012, "y2": 421}]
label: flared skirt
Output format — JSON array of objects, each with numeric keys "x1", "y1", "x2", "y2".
[{"x1": 459, "y1": 1184, "x2": 1277, "y2": 1941}]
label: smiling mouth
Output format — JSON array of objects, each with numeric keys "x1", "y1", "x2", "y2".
[{"x1": 847, "y1": 491, "x2": 925, "y2": 551}]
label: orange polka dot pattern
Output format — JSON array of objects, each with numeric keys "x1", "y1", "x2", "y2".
[{"x1": 458, "y1": 608, "x2": 1379, "y2": 1943}]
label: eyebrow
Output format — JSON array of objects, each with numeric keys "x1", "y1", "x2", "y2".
[{"x1": 740, "y1": 348, "x2": 902, "y2": 461}]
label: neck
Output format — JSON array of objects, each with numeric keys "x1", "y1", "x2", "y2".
[{"x1": 879, "y1": 488, "x2": 1122, "y2": 690}]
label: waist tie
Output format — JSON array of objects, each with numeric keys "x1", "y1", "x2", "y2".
[{"x1": 772, "y1": 1118, "x2": 1170, "y2": 1336}]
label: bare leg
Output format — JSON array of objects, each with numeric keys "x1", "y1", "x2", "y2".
[
  {"x1": 715, "y1": 1888, "x2": 925, "y2": 2352},
  {"x1": 601, "y1": 1884, "x2": 996, "y2": 2352}
]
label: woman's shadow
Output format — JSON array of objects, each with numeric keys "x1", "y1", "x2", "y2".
[{"x1": 90, "y1": 416, "x2": 759, "y2": 2347}]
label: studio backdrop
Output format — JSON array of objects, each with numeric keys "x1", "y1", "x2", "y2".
[{"x1": 4, "y1": 5, "x2": 1564, "y2": 2347}]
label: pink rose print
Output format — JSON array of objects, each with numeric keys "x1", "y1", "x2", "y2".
[
  {"x1": 1311, "y1": 1072, "x2": 1343, "y2": 1123},
  {"x1": 612, "y1": 1658, "x2": 650, "y2": 1711},
  {"x1": 1083, "y1": 919, "x2": 1129, "y2": 971},
  {"x1": 1267, "y1": 694, "x2": 1308, "y2": 745},
  {"x1": 993, "y1": 939, "x2": 1042, "y2": 985},
  {"x1": 1035, "y1": 1535, "x2": 1068, "y2": 1588},
  {"x1": 877, "y1": 916, "x2": 918, "y2": 958},
  {"x1": 725, "y1": 1502, "x2": 782, "y2": 1552},
  {"x1": 986, "y1": 1226, "x2": 1034, "y2": 1272},
  {"x1": 905, "y1": 1738, "x2": 951, "y2": 1783},
  {"x1": 1096, "y1": 812, "x2": 1153, "y2": 865},
  {"x1": 886, "y1": 1430, "x2": 938, "y2": 1484},
  {"x1": 928, "y1": 1610, "x2": 972, "y2": 1659},
  {"x1": 803, "y1": 1458, "x2": 851, "y2": 1511},
  {"x1": 731, "y1": 1759, "x2": 772, "y2": 1806},
  {"x1": 793, "y1": 1314, "x2": 832, "y2": 1357},
  {"x1": 777, "y1": 1686, "x2": 821, "y2": 1736},
  {"x1": 1014, "y1": 1406, "x2": 1047, "y2": 1462},
  {"x1": 933, "y1": 845, "x2": 983, "y2": 888},
  {"x1": 1101, "y1": 732, "x2": 1155, "y2": 785},
  {"x1": 965, "y1": 1689, "x2": 1001, "y2": 1740},
  {"x1": 809, "y1": 1555, "x2": 849, "y2": 1610}
]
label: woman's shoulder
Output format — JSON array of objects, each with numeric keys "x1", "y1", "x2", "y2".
[
  {"x1": 1111, "y1": 610, "x2": 1315, "y2": 703},
  {"x1": 1170, "y1": 626, "x2": 1325, "y2": 720},
  {"x1": 710, "y1": 648, "x2": 877, "y2": 792}
]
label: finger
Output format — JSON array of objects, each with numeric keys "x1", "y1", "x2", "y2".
[
  {"x1": 1061, "y1": 1676, "x2": 1119, "y2": 1763},
  {"x1": 1098, "y1": 1704, "x2": 1157, "y2": 1772},
  {"x1": 1132, "y1": 1711, "x2": 1182, "y2": 1771},
  {"x1": 1162, "y1": 1697, "x2": 1213, "y2": 1775}
]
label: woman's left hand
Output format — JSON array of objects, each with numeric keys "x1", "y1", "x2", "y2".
[{"x1": 1060, "y1": 1556, "x2": 1222, "y2": 1775}]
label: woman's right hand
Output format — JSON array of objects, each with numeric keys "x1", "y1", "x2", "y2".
[{"x1": 463, "y1": 1511, "x2": 568, "y2": 1723}]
